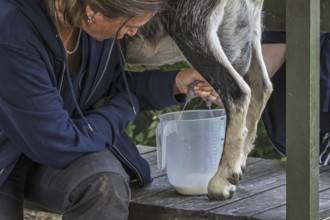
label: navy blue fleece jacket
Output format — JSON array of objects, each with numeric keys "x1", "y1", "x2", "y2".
[{"x1": 0, "y1": 0, "x2": 183, "y2": 185}]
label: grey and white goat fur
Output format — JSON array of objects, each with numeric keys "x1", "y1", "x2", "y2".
[{"x1": 126, "y1": 0, "x2": 273, "y2": 200}]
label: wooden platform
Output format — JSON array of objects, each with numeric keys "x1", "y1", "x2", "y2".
[{"x1": 129, "y1": 146, "x2": 330, "y2": 220}]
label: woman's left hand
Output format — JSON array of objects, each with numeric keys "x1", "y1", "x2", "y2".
[{"x1": 174, "y1": 67, "x2": 220, "y2": 103}]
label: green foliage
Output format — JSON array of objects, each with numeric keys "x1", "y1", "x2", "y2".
[
  {"x1": 250, "y1": 121, "x2": 285, "y2": 160},
  {"x1": 126, "y1": 63, "x2": 285, "y2": 160},
  {"x1": 126, "y1": 97, "x2": 214, "y2": 146}
]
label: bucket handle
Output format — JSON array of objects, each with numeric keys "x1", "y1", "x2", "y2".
[
  {"x1": 156, "y1": 120, "x2": 177, "y2": 170},
  {"x1": 156, "y1": 123, "x2": 166, "y2": 170}
]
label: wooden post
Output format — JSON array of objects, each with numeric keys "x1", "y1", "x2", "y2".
[
  {"x1": 263, "y1": 0, "x2": 330, "y2": 32},
  {"x1": 286, "y1": 0, "x2": 320, "y2": 219}
]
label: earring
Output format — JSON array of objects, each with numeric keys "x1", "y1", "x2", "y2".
[{"x1": 87, "y1": 16, "x2": 93, "y2": 23}]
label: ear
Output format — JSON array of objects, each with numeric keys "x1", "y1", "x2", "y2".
[{"x1": 86, "y1": 4, "x2": 95, "y2": 18}]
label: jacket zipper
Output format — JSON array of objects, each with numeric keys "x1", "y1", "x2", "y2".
[
  {"x1": 112, "y1": 145, "x2": 144, "y2": 185},
  {"x1": 58, "y1": 62, "x2": 66, "y2": 94},
  {"x1": 84, "y1": 39, "x2": 116, "y2": 108}
]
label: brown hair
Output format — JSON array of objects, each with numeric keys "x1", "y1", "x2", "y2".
[{"x1": 46, "y1": 0, "x2": 168, "y2": 27}]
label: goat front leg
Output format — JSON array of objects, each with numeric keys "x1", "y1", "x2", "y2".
[
  {"x1": 160, "y1": 0, "x2": 254, "y2": 200},
  {"x1": 163, "y1": 28, "x2": 252, "y2": 201},
  {"x1": 207, "y1": 74, "x2": 251, "y2": 200}
]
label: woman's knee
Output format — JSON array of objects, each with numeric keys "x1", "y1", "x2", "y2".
[
  {"x1": 65, "y1": 172, "x2": 130, "y2": 220},
  {"x1": 72, "y1": 171, "x2": 131, "y2": 202}
]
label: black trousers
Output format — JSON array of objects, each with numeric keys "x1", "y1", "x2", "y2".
[
  {"x1": 262, "y1": 32, "x2": 330, "y2": 165},
  {"x1": 0, "y1": 149, "x2": 130, "y2": 220}
]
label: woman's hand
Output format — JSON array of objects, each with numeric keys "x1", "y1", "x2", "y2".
[{"x1": 174, "y1": 67, "x2": 220, "y2": 103}]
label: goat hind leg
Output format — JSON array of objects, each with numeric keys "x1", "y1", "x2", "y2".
[
  {"x1": 240, "y1": 1, "x2": 273, "y2": 171},
  {"x1": 241, "y1": 42, "x2": 273, "y2": 170}
]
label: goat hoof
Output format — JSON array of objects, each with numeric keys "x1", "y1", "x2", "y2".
[
  {"x1": 241, "y1": 165, "x2": 246, "y2": 174},
  {"x1": 228, "y1": 172, "x2": 243, "y2": 185},
  {"x1": 207, "y1": 183, "x2": 236, "y2": 200},
  {"x1": 207, "y1": 175, "x2": 237, "y2": 200}
]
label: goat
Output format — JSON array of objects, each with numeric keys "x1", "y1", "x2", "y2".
[{"x1": 125, "y1": 0, "x2": 273, "y2": 200}]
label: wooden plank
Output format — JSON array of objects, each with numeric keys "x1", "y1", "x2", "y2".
[
  {"x1": 131, "y1": 156, "x2": 265, "y2": 200},
  {"x1": 320, "y1": 208, "x2": 330, "y2": 220},
  {"x1": 321, "y1": 165, "x2": 330, "y2": 172},
  {"x1": 132, "y1": 148, "x2": 330, "y2": 219},
  {"x1": 164, "y1": 160, "x2": 286, "y2": 211},
  {"x1": 263, "y1": 0, "x2": 330, "y2": 31},
  {"x1": 140, "y1": 150, "x2": 157, "y2": 165},
  {"x1": 129, "y1": 159, "x2": 287, "y2": 220},
  {"x1": 250, "y1": 169, "x2": 330, "y2": 219},
  {"x1": 210, "y1": 174, "x2": 329, "y2": 220},
  {"x1": 129, "y1": 206, "x2": 212, "y2": 220},
  {"x1": 251, "y1": 188, "x2": 330, "y2": 220},
  {"x1": 209, "y1": 162, "x2": 326, "y2": 220},
  {"x1": 134, "y1": 153, "x2": 270, "y2": 200},
  {"x1": 286, "y1": 0, "x2": 320, "y2": 219},
  {"x1": 137, "y1": 145, "x2": 156, "y2": 155},
  {"x1": 165, "y1": 166, "x2": 286, "y2": 216},
  {"x1": 319, "y1": 189, "x2": 330, "y2": 219},
  {"x1": 148, "y1": 163, "x2": 167, "y2": 178},
  {"x1": 209, "y1": 185, "x2": 286, "y2": 218},
  {"x1": 319, "y1": 169, "x2": 330, "y2": 219},
  {"x1": 131, "y1": 175, "x2": 172, "y2": 200}
]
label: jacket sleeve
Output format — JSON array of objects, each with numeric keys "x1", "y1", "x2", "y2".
[
  {"x1": 127, "y1": 70, "x2": 186, "y2": 111},
  {"x1": 0, "y1": 45, "x2": 138, "y2": 168}
]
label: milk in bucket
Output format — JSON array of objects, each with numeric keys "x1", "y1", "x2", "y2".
[{"x1": 156, "y1": 109, "x2": 226, "y2": 195}]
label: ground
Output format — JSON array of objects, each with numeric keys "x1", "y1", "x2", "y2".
[{"x1": 24, "y1": 209, "x2": 61, "y2": 220}]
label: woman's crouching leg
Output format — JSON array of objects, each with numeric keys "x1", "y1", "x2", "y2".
[
  {"x1": 25, "y1": 149, "x2": 131, "y2": 220},
  {"x1": 64, "y1": 172, "x2": 130, "y2": 220}
]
